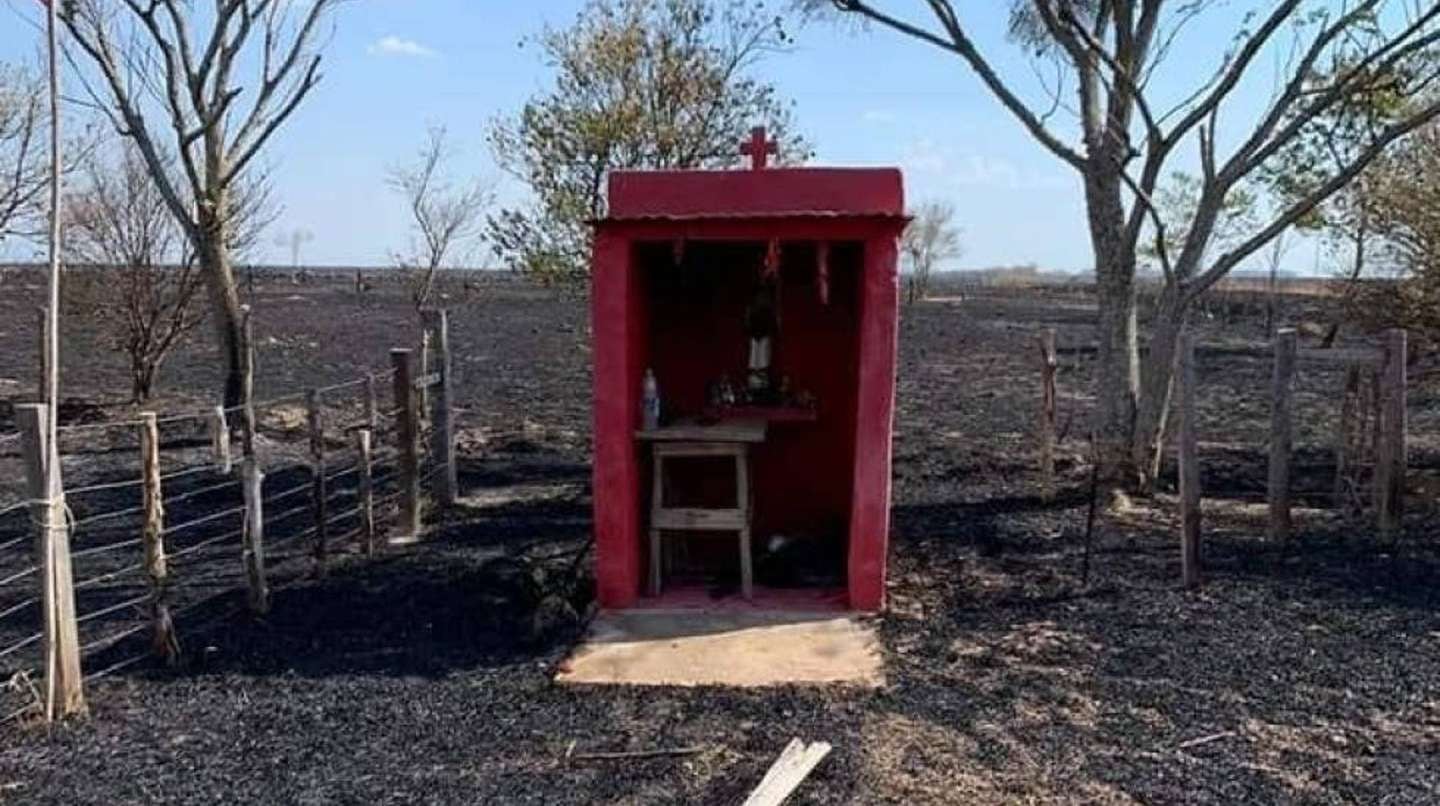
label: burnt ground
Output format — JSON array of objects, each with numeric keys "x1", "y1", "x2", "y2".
[{"x1": 0, "y1": 271, "x2": 1438, "y2": 804}]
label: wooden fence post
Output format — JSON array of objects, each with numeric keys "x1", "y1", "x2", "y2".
[
  {"x1": 1178, "y1": 332, "x2": 1201, "y2": 589},
  {"x1": 391, "y1": 349, "x2": 422, "y2": 542},
  {"x1": 17, "y1": 404, "x2": 85, "y2": 719},
  {"x1": 364, "y1": 372, "x2": 379, "y2": 432},
  {"x1": 209, "y1": 405, "x2": 232, "y2": 475},
  {"x1": 422, "y1": 309, "x2": 457, "y2": 506},
  {"x1": 239, "y1": 307, "x2": 257, "y2": 459},
  {"x1": 419, "y1": 327, "x2": 432, "y2": 425},
  {"x1": 356, "y1": 428, "x2": 376, "y2": 555},
  {"x1": 36, "y1": 306, "x2": 49, "y2": 405},
  {"x1": 1334, "y1": 365, "x2": 1359, "y2": 511},
  {"x1": 140, "y1": 413, "x2": 179, "y2": 664},
  {"x1": 307, "y1": 389, "x2": 328, "y2": 574},
  {"x1": 1268, "y1": 328, "x2": 1297, "y2": 542},
  {"x1": 1038, "y1": 328, "x2": 1057, "y2": 502},
  {"x1": 1376, "y1": 328, "x2": 1407, "y2": 537},
  {"x1": 241, "y1": 458, "x2": 269, "y2": 614}
]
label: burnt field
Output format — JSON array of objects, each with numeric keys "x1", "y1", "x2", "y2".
[{"x1": 1, "y1": 271, "x2": 1439, "y2": 804}]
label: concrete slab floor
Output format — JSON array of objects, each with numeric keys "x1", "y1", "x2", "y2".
[{"x1": 555, "y1": 610, "x2": 884, "y2": 688}]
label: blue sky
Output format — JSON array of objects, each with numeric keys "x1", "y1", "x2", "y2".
[{"x1": 0, "y1": 1, "x2": 1323, "y2": 271}]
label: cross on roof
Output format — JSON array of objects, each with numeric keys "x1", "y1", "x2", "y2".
[{"x1": 739, "y1": 126, "x2": 777, "y2": 171}]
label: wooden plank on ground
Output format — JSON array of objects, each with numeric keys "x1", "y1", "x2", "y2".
[{"x1": 742, "y1": 738, "x2": 832, "y2": 806}]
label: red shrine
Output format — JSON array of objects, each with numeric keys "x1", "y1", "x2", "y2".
[{"x1": 589, "y1": 127, "x2": 906, "y2": 611}]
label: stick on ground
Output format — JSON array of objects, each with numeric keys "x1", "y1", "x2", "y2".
[{"x1": 568, "y1": 746, "x2": 706, "y2": 762}]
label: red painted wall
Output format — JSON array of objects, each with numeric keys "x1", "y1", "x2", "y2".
[{"x1": 591, "y1": 165, "x2": 904, "y2": 611}]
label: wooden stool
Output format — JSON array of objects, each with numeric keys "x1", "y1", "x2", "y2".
[{"x1": 638, "y1": 420, "x2": 766, "y2": 600}]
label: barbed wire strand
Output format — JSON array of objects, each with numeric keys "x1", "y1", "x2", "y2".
[
  {"x1": 66, "y1": 477, "x2": 145, "y2": 496},
  {"x1": 70, "y1": 538, "x2": 142, "y2": 562},
  {"x1": 162, "y1": 505, "x2": 247, "y2": 538},
  {"x1": 75, "y1": 593, "x2": 150, "y2": 627},
  {"x1": 0, "y1": 630, "x2": 41, "y2": 661},
  {"x1": 0, "y1": 596, "x2": 38, "y2": 623},
  {"x1": 162, "y1": 478, "x2": 243, "y2": 508},
  {"x1": 79, "y1": 621, "x2": 148, "y2": 655},
  {"x1": 69, "y1": 504, "x2": 146, "y2": 529},
  {"x1": 0, "y1": 566, "x2": 40, "y2": 588},
  {"x1": 166, "y1": 527, "x2": 245, "y2": 563},
  {"x1": 74, "y1": 561, "x2": 145, "y2": 592}
]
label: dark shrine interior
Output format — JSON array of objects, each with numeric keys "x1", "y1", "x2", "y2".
[{"x1": 635, "y1": 239, "x2": 865, "y2": 592}]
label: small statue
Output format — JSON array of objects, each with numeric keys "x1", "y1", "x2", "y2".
[
  {"x1": 717, "y1": 374, "x2": 737, "y2": 407},
  {"x1": 745, "y1": 284, "x2": 778, "y2": 401}
]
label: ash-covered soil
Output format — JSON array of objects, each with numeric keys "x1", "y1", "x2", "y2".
[{"x1": 1, "y1": 271, "x2": 1438, "y2": 804}]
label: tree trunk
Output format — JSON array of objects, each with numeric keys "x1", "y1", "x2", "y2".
[
  {"x1": 131, "y1": 357, "x2": 155, "y2": 404},
  {"x1": 197, "y1": 210, "x2": 246, "y2": 409},
  {"x1": 1085, "y1": 169, "x2": 1140, "y2": 490},
  {"x1": 1133, "y1": 284, "x2": 1188, "y2": 493}
]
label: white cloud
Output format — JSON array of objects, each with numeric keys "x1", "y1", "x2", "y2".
[
  {"x1": 900, "y1": 138, "x2": 1068, "y2": 191},
  {"x1": 368, "y1": 36, "x2": 439, "y2": 58}
]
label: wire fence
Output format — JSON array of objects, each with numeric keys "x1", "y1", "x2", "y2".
[{"x1": 0, "y1": 340, "x2": 454, "y2": 724}]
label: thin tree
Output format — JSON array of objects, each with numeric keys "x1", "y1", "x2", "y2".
[
  {"x1": 65, "y1": 146, "x2": 203, "y2": 403},
  {"x1": 901, "y1": 200, "x2": 963, "y2": 303},
  {"x1": 0, "y1": 61, "x2": 92, "y2": 244},
  {"x1": 489, "y1": 0, "x2": 807, "y2": 281},
  {"x1": 811, "y1": 1, "x2": 1440, "y2": 491},
  {"x1": 59, "y1": 0, "x2": 346, "y2": 407},
  {"x1": 0, "y1": 62, "x2": 46, "y2": 243},
  {"x1": 388, "y1": 126, "x2": 491, "y2": 309}
]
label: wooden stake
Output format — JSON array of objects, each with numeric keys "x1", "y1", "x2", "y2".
[
  {"x1": 1335, "y1": 365, "x2": 1359, "y2": 512},
  {"x1": 17, "y1": 404, "x2": 84, "y2": 719},
  {"x1": 36, "y1": 306, "x2": 49, "y2": 405},
  {"x1": 364, "y1": 372, "x2": 379, "y2": 433},
  {"x1": 239, "y1": 308, "x2": 257, "y2": 459},
  {"x1": 241, "y1": 458, "x2": 269, "y2": 614},
  {"x1": 1038, "y1": 328, "x2": 1058, "y2": 501},
  {"x1": 1177, "y1": 332, "x2": 1201, "y2": 589},
  {"x1": 356, "y1": 428, "x2": 376, "y2": 555},
  {"x1": 391, "y1": 349, "x2": 422, "y2": 542},
  {"x1": 419, "y1": 326, "x2": 432, "y2": 425},
  {"x1": 140, "y1": 413, "x2": 179, "y2": 664},
  {"x1": 1268, "y1": 329, "x2": 1296, "y2": 542},
  {"x1": 307, "y1": 388, "x2": 328, "y2": 573},
  {"x1": 422, "y1": 309, "x2": 457, "y2": 506},
  {"x1": 1376, "y1": 328, "x2": 1407, "y2": 537},
  {"x1": 210, "y1": 405, "x2": 232, "y2": 475}
]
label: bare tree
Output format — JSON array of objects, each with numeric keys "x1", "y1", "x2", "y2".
[
  {"x1": 811, "y1": 1, "x2": 1440, "y2": 491},
  {"x1": 0, "y1": 62, "x2": 47, "y2": 243},
  {"x1": 901, "y1": 200, "x2": 963, "y2": 303},
  {"x1": 388, "y1": 126, "x2": 492, "y2": 309},
  {"x1": 59, "y1": 0, "x2": 345, "y2": 407},
  {"x1": 65, "y1": 146, "x2": 203, "y2": 403},
  {"x1": 0, "y1": 61, "x2": 95, "y2": 243}
]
